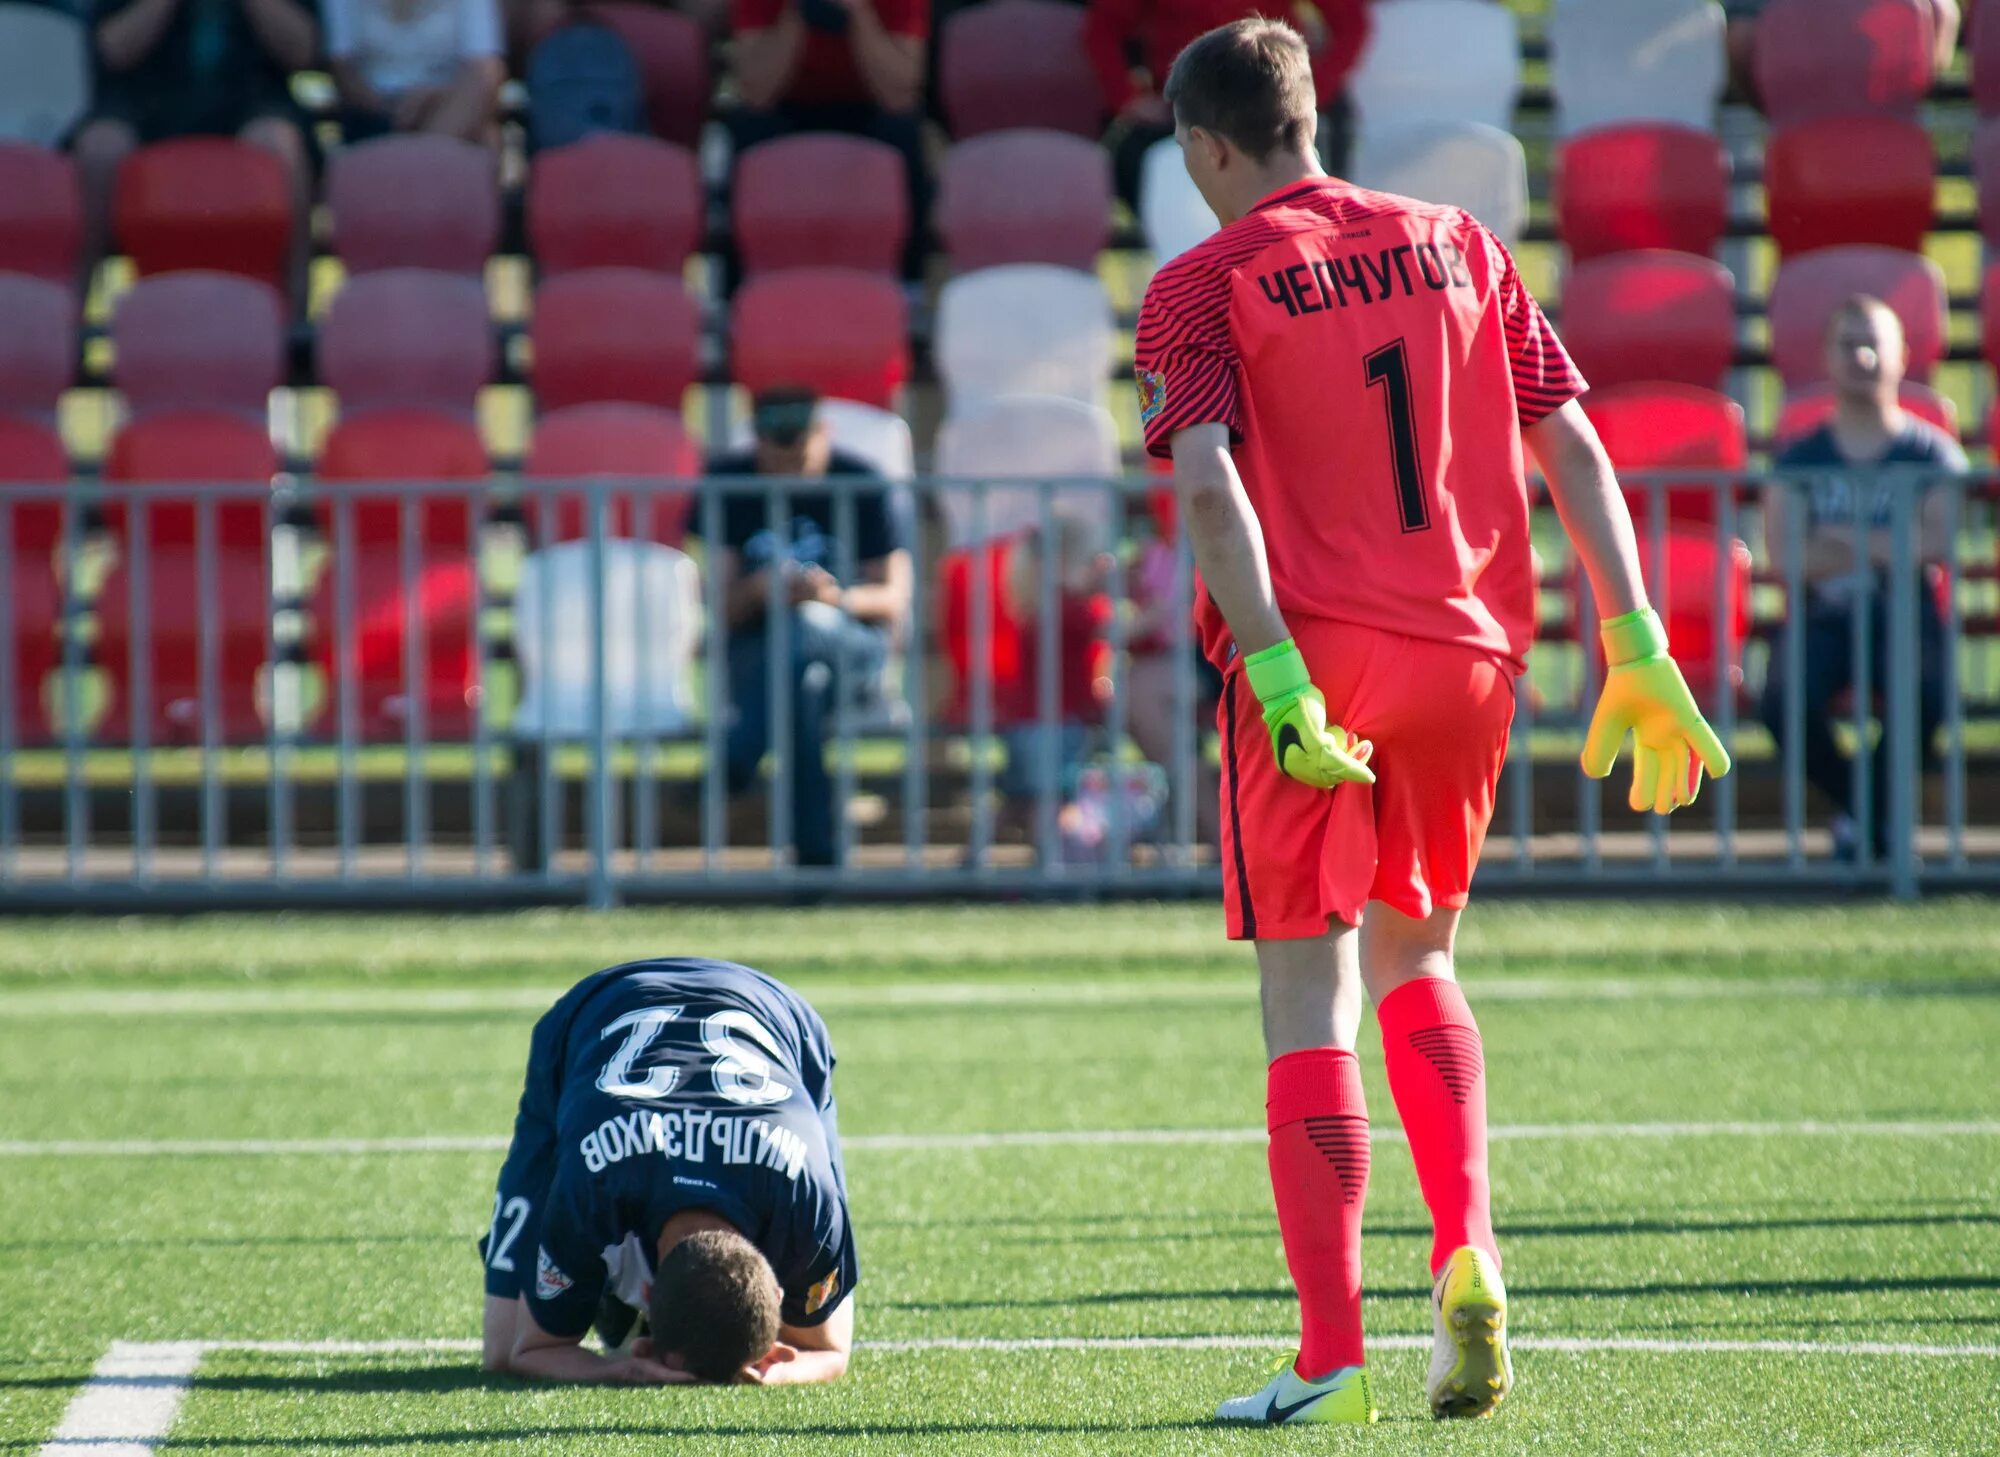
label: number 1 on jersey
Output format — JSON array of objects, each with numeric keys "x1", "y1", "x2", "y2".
[{"x1": 1364, "y1": 339, "x2": 1431, "y2": 534}]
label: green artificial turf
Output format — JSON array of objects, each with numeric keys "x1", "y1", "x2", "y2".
[{"x1": 2, "y1": 900, "x2": 1997, "y2": 1454}]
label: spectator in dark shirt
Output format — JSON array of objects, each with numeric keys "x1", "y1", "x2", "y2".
[
  {"x1": 727, "y1": 0, "x2": 929, "y2": 277},
  {"x1": 700, "y1": 389, "x2": 914, "y2": 868},
  {"x1": 1759, "y1": 295, "x2": 1964, "y2": 860},
  {"x1": 74, "y1": 0, "x2": 320, "y2": 286}
]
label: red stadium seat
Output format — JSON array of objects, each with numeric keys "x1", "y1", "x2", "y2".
[
  {"x1": 1552, "y1": 124, "x2": 1730, "y2": 263},
  {"x1": 101, "y1": 411, "x2": 277, "y2": 551},
  {"x1": 318, "y1": 269, "x2": 494, "y2": 416},
  {"x1": 1645, "y1": 529, "x2": 1751, "y2": 704},
  {"x1": 530, "y1": 269, "x2": 701, "y2": 413},
  {"x1": 1979, "y1": 0, "x2": 2000, "y2": 115},
  {"x1": 0, "y1": 273, "x2": 74, "y2": 419},
  {"x1": 1581, "y1": 383, "x2": 1747, "y2": 528},
  {"x1": 1765, "y1": 114, "x2": 1934, "y2": 257},
  {"x1": 0, "y1": 416, "x2": 70, "y2": 744},
  {"x1": 1769, "y1": 246, "x2": 1945, "y2": 388},
  {"x1": 1973, "y1": 118, "x2": 2000, "y2": 246},
  {"x1": 1775, "y1": 382, "x2": 1959, "y2": 446},
  {"x1": 584, "y1": 2, "x2": 708, "y2": 146},
  {"x1": 111, "y1": 272, "x2": 284, "y2": 419},
  {"x1": 312, "y1": 411, "x2": 488, "y2": 741},
  {"x1": 733, "y1": 134, "x2": 908, "y2": 277},
  {"x1": 523, "y1": 403, "x2": 698, "y2": 544},
  {"x1": 0, "y1": 143, "x2": 81, "y2": 286},
  {"x1": 940, "y1": 0, "x2": 1105, "y2": 138},
  {"x1": 936, "y1": 129, "x2": 1113, "y2": 272},
  {"x1": 1559, "y1": 252, "x2": 1736, "y2": 392},
  {"x1": 327, "y1": 135, "x2": 500, "y2": 276},
  {"x1": 526, "y1": 134, "x2": 702, "y2": 276},
  {"x1": 731, "y1": 269, "x2": 909, "y2": 408},
  {"x1": 1753, "y1": 0, "x2": 1933, "y2": 126},
  {"x1": 937, "y1": 532, "x2": 1110, "y2": 729},
  {"x1": 113, "y1": 138, "x2": 294, "y2": 292}
]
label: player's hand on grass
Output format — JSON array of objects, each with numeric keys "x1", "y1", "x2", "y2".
[
  {"x1": 605, "y1": 1354, "x2": 696, "y2": 1385},
  {"x1": 1582, "y1": 606, "x2": 1732, "y2": 815},
  {"x1": 741, "y1": 1342, "x2": 802, "y2": 1384},
  {"x1": 1245, "y1": 638, "x2": 1375, "y2": 791}
]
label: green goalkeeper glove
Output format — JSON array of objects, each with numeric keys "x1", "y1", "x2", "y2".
[
  {"x1": 1582, "y1": 606, "x2": 1732, "y2": 815},
  {"x1": 1244, "y1": 639, "x2": 1376, "y2": 790}
]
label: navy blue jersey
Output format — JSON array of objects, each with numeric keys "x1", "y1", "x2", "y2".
[{"x1": 481, "y1": 958, "x2": 856, "y2": 1337}]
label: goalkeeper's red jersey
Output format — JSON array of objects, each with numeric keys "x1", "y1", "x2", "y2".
[{"x1": 1135, "y1": 176, "x2": 1585, "y2": 673}]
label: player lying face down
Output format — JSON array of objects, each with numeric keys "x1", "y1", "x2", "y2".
[{"x1": 478, "y1": 957, "x2": 857, "y2": 1385}]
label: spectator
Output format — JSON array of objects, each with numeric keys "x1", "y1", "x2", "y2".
[
  {"x1": 73, "y1": 0, "x2": 319, "y2": 286},
  {"x1": 727, "y1": 0, "x2": 929, "y2": 277},
  {"x1": 324, "y1": 0, "x2": 507, "y2": 146},
  {"x1": 1758, "y1": 296, "x2": 1961, "y2": 861},
  {"x1": 702, "y1": 389, "x2": 913, "y2": 869},
  {"x1": 1086, "y1": 0, "x2": 1369, "y2": 208}
]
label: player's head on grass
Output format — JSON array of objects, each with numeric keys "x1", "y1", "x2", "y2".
[
  {"x1": 648, "y1": 1226, "x2": 782, "y2": 1383},
  {"x1": 1825, "y1": 294, "x2": 1907, "y2": 408},
  {"x1": 1165, "y1": 18, "x2": 1320, "y2": 226}
]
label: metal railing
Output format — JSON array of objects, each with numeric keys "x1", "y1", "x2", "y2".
[{"x1": 0, "y1": 468, "x2": 1994, "y2": 908}]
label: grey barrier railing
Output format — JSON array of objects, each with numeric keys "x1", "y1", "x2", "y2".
[{"x1": 0, "y1": 468, "x2": 1994, "y2": 908}]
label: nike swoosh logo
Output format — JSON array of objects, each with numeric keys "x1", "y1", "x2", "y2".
[
  {"x1": 1275, "y1": 723, "x2": 1304, "y2": 765},
  {"x1": 1266, "y1": 1389, "x2": 1329, "y2": 1424}
]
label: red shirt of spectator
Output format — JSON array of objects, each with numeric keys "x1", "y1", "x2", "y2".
[
  {"x1": 1084, "y1": 0, "x2": 1370, "y2": 113},
  {"x1": 733, "y1": 0, "x2": 931, "y2": 108}
]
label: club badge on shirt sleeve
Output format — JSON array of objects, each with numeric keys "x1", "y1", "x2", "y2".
[
  {"x1": 804, "y1": 1269, "x2": 842, "y2": 1315},
  {"x1": 535, "y1": 1246, "x2": 574, "y2": 1301},
  {"x1": 1137, "y1": 369, "x2": 1167, "y2": 426}
]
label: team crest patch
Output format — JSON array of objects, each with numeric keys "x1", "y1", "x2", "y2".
[
  {"x1": 1136, "y1": 368, "x2": 1167, "y2": 425},
  {"x1": 804, "y1": 1269, "x2": 842, "y2": 1316},
  {"x1": 535, "y1": 1246, "x2": 574, "y2": 1301}
]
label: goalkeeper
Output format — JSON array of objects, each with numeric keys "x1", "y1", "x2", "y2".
[{"x1": 1134, "y1": 20, "x2": 1731, "y2": 1426}]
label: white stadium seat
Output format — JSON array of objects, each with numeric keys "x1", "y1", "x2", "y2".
[
  {"x1": 1550, "y1": 0, "x2": 1727, "y2": 137},
  {"x1": 1139, "y1": 136, "x2": 1216, "y2": 264},
  {"x1": 935, "y1": 264, "x2": 1115, "y2": 411},
  {"x1": 0, "y1": 4, "x2": 89, "y2": 147},
  {"x1": 1349, "y1": 0, "x2": 1519, "y2": 147},
  {"x1": 934, "y1": 394, "x2": 1121, "y2": 550},
  {"x1": 1351, "y1": 121, "x2": 1529, "y2": 245}
]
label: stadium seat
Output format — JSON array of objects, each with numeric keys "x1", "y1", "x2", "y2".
[
  {"x1": 311, "y1": 410, "x2": 488, "y2": 741},
  {"x1": 1774, "y1": 381, "x2": 1959, "y2": 445},
  {"x1": 100, "y1": 411, "x2": 277, "y2": 552},
  {"x1": 111, "y1": 272, "x2": 284, "y2": 419},
  {"x1": 526, "y1": 134, "x2": 702, "y2": 276},
  {"x1": 327, "y1": 135, "x2": 500, "y2": 277},
  {"x1": 1553, "y1": 124, "x2": 1730, "y2": 263},
  {"x1": 1349, "y1": 0, "x2": 1519, "y2": 144},
  {"x1": 319, "y1": 269, "x2": 495, "y2": 416},
  {"x1": 0, "y1": 4, "x2": 89, "y2": 147},
  {"x1": 935, "y1": 265, "x2": 1115, "y2": 411},
  {"x1": 1978, "y1": 3, "x2": 2000, "y2": 116},
  {"x1": 1634, "y1": 528, "x2": 1751, "y2": 704},
  {"x1": 938, "y1": 0, "x2": 1104, "y2": 138},
  {"x1": 934, "y1": 395, "x2": 1120, "y2": 550},
  {"x1": 731, "y1": 269, "x2": 909, "y2": 409},
  {"x1": 523, "y1": 402, "x2": 698, "y2": 544},
  {"x1": 1768, "y1": 246, "x2": 1946, "y2": 389},
  {"x1": 936, "y1": 130, "x2": 1111, "y2": 273},
  {"x1": 1558, "y1": 252, "x2": 1736, "y2": 392},
  {"x1": 1581, "y1": 382, "x2": 1747, "y2": 528},
  {"x1": 733, "y1": 134, "x2": 908, "y2": 277},
  {"x1": 1977, "y1": 262, "x2": 2000, "y2": 376},
  {"x1": 1753, "y1": 0, "x2": 1933, "y2": 126},
  {"x1": 0, "y1": 143, "x2": 81, "y2": 285},
  {"x1": 937, "y1": 530, "x2": 1111, "y2": 730},
  {"x1": 1765, "y1": 114, "x2": 1934, "y2": 257},
  {"x1": 531, "y1": 269, "x2": 701, "y2": 413},
  {"x1": 1548, "y1": 0, "x2": 1727, "y2": 136},
  {"x1": 1350, "y1": 120, "x2": 1528, "y2": 244},
  {"x1": 1139, "y1": 135, "x2": 1215, "y2": 265},
  {"x1": 0, "y1": 410, "x2": 70, "y2": 744},
  {"x1": 0, "y1": 273, "x2": 74, "y2": 419},
  {"x1": 113, "y1": 138, "x2": 294, "y2": 291},
  {"x1": 1971, "y1": 118, "x2": 2000, "y2": 246},
  {"x1": 583, "y1": 2, "x2": 708, "y2": 146}
]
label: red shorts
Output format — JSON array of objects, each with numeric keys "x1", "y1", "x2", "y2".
[{"x1": 1217, "y1": 618, "x2": 1515, "y2": 939}]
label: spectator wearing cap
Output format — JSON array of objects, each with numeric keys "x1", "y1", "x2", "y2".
[
  {"x1": 698, "y1": 390, "x2": 913, "y2": 869},
  {"x1": 324, "y1": 0, "x2": 506, "y2": 146}
]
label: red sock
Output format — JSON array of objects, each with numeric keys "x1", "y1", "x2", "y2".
[
  {"x1": 1377, "y1": 976, "x2": 1498, "y2": 1277},
  {"x1": 1265, "y1": 1047, "x2": 1370, "y2": 1380}
]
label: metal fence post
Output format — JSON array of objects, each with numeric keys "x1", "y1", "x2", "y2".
[
  {"x1": 586, "y1": 485, "x2": 614, "y2": 909},
  {"x1": 1884, "y1": 478, "x2": 1919, "y2": 900}
]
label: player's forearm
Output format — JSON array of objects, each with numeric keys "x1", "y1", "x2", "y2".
[
  {"x1": 761, "y1": 1347, "x2": 850, "y2": 1384},
  {"x1": 1171, "y1": 429, "x2": 1290, "y2": 657},
  {"x1": 1526, "y1": 402, "x2": 1647, "y2": 621},
  {"x1": 506, "y1": 1339, "x2": 629, "y2": 1383}
]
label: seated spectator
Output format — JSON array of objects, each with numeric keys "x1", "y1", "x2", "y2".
[
  {"x1": 73, "y1": 0, "x2": 319, "y2": 285},
  {"x1": 1758, "y1": 295, "x2": 1962, "y2": 861},
  {"x1": 727, "y1": 0, "x2": 929, "y2": 277},
  {"x1": 700, "y1": 389, "x2": 913, "y2": 869},
  {"x1": 325, "y1": 0, "x2": 506, "y2": 146},
  {"x1": 1086, "y1": 0, "x2": 1369, "y2": 208}
]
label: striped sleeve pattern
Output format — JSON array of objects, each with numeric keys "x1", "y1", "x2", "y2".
[
  {"x1": 1135, "y1": 254, "x2": 1243, "y2": 459},
  {"x1": 1486, "y1": 227, "x2": 1586, "y2": 427}
]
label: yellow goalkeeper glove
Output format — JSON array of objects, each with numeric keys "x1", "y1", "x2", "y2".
[
  {"x1": 1244, "y1": 638, "x2": 1376, "y2": 790},
  {"x1": 1582, "y1": 606, "x2": 1732, "y2": 815}
]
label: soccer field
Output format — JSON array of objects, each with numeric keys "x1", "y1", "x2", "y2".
[{"x1": 2, "y1": 901, "x2": 1997, "y2": 1456}]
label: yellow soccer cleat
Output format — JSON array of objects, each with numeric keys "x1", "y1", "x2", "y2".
[
  {"x1": 1215, "y1": 1355, "x2": 1378, "y2": 1425},
  {"x1": 1427, "y1": 1246, "x2": 1512, "y2": 1420}
]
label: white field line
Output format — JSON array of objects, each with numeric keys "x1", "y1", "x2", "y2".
[
  {"x1": 38, "y1": 1330, "x2": 2000, "y2": 1454},
  {"x1": 3, "y1": 1118, "x2": 1999, "y2": 1159}
]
